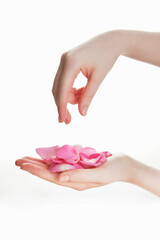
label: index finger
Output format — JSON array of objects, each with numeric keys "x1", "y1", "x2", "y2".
[{"x1": 55, "y1": 56, "x2": 80, "y2": 123}]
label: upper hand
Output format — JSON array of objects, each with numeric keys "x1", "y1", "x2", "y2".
[{"x1": 52, "y1": 30, "x2": 123, "y2": 124}]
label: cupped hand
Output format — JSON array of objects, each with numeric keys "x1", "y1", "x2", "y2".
[
  {"x1": 52, "y1": 30, "x2": 124, "y2": 124},
  {"x1": 15, "y1": 153, "x2": 132, "y2": 191}
]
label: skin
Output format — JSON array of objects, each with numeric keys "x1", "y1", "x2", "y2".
[
  {"x1": 15, "y1": 154, "x2": 160, "y2": 196},
  {"x1": 15, "y1": 154, "x2": 139, "y2": 190},
  {"x1": 15, "y1": 30, "x2": 160, "y2": 197},
  {"x1": 52, "y1": 30, "x2": 160, "y2": 124}
]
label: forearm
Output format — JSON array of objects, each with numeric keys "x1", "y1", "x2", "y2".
[
  {"x1": 127, "y1": 158, "x2": 160, "y2": 197},
  {"x1": 113, "y1": 30, "x2": 160, "y2": 67}
]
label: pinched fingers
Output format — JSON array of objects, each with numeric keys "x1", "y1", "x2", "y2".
[{"x1": 52, "y1": 52, "x2": 80, "y2": 123}]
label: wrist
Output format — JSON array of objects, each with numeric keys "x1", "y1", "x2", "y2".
[
  {"x1": 106, "y1": 154, "x2": 135, "y2": 183},
  {"x1": 122, "y1": 156, "x2": 142, "y2": 184},
  {"x1": 109, "y1": 29, "x2": 134, "y2": 56},
  {"x1": 107, "y1": 29, "x2": 131, "y2": 56},
  {"x1": 114, "y1": 154, "x2": 138, "y2": 183}
]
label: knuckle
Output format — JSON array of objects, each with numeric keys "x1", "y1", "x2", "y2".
[
  {"x1": 61, "y1": 52, "x2": 68, "y2": 61},
  {"x1": 64, "y1": 52, "x2": 78, "y2": 67}
]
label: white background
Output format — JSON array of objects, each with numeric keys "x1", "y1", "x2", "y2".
[{"x1": 0, "y1": 0, "x2": 160, "y2": 239}]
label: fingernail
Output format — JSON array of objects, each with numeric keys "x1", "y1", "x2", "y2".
[
  {"x1": 65, "y1": 118, "x2": 69, "y2": 125},
  {"x1": 82, "y1": 106, "x2": 88, "y2": 116},
  {"x1": 60, "y1": 175, "x2": 70, "y2": 182}
]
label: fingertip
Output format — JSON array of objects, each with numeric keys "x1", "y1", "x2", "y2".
[
  {"x1": 81, "y1": 106, "x2": 88, "y2": 116},
  {"x1": 78, "y1": 103, "x2": 88, "y2": 117},
  {"x1": 15, "y1": 160, "x2": 23, "y2": 167},
  {"x1": 64, "y1": 109, "x2": 71, "y2": 124},
  {"x1": 65, "y1": 116, "x2": 71, "y2": 124},
  {"x1": 20, "y1": 163, "x2": 29, "y2": 170},
  {"x1": 65, "y1": 119, "x2": 71, "y2": 125},
  {"x1": 58, "y1": 110, "x2": 66, "y2": 123},
  {"x1": 57, "y1": 102, "x2": 67, "y2": 123},
  {"x1": 15, "y1": 160, "x2": 18, "y2": 166},
  {"x1": 58, "y1": 115, "x2": 64, "y2": 123}
]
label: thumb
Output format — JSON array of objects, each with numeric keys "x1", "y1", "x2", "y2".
[{"x1": 79, "y1": 73, "x2": 100, "y2": 116}]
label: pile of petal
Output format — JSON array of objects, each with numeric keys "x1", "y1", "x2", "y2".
[{"x1": 36, "y1": 144, "x2": 112, "y2": 173}]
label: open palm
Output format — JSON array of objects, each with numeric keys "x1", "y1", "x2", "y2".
[
  {"x1": 15, "y1": 153, "x2": 130, "y2": 191},
  {"x1": 15, "y1": 156, "x2": 103, "y2": 190}
]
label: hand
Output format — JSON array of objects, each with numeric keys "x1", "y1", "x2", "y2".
[
  {"x1": 15, "y1": 153, "x2": 132, "y2": 191},
  {"x1": 52, "y1": 30, "x2": 124, "y2": 124}
]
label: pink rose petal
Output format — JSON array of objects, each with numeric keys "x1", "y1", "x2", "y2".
[
  {"x1": 56, "y1": 144, "x2": 79, "y2": 164},
  {"x1": 43, "y1": 159, "x2": 55, "y2": 165},
  {"x1": 80, "y1": 152, "x2": 107, "y2": 167},
  {"x1": 73, "y1": 144, "x2": 82, "y2": 154},
  {"x1": 51, "y1": 157, "x2": 65, "y2": 164},
  {"x1": 36, "y1": 145, "x2": 59, "y2": 160},
  {"x1": 35, "y1": 144, "x2": 112, "y2": 172},
  {"x1": 80, "y1": 153, "x2": 101, "y2": 163},
  {"x1": 102, "y1": 151, "x2": 112, "y2": 157},
  {"x1": 49, "y1": 163, "x2": 80, "y2": 173},
  {"x1": 80, "y1": 147, "x2": 97, "y2": 156},
  {"x1": 73, "y1": 162, "x2": 84, "y2": 169}
]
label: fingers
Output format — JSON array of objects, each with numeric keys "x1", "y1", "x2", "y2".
[
  {"x1": 57, "y1": 67, "x2": 78, "y2": 122},
  {"x1": 64, "y1": 109, "x2": 71, "y2": 124},
  {"x1": 52, "y1": 54, "x2": 70, "y2": 123},
  {"x1": 53, "y1": 53, "x2": 80, "y2": 123},
  {"x1": 15, "y1": 159, "x2": 47, "y2": 168},
  {"x1": 15, "y1": 157, "x2": 47, "y2": 167},
  {"x1": 63, "y1": 87, "x2": 84, "y2": 124},
  {"x1": 78, "y1": 72, "x2": 100, "y2": 116},
  {"x1": 20, "y1": 163, "x2": 59, "y2": 183},
  {"x1": 52, "y1": 51, "x2": 100, "y2": 122},
  {"x1": 59, "y1": 168, "x2": 101, "y2": 184},
  {"x1": 67, "y1": 87, "x2": 84, "y2": 105},
  {"x1": 24, "y1": 156, "x2": 45, "y2": 162},
  {"x1": 52, "y1": 54, "x2": 65, "y2": 105},
  {"x1": 20, "y1": 163, "x2": 99, "y2": 190}
]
